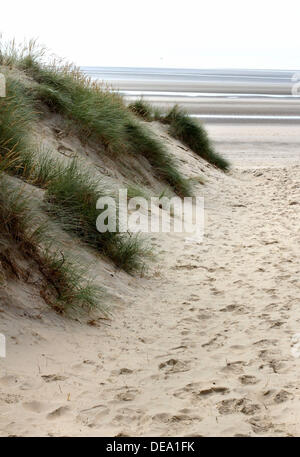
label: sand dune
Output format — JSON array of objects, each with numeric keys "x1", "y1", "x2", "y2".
[{"x1": 0, "y1": 122, "x2": 299, "y2": 436}]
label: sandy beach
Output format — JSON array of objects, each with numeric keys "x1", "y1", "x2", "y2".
[{"x1": 0, "y1": 120, "x2": 299, "y2": 437}]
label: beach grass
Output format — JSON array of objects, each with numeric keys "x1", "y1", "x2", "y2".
[
  {"x1": 125, "y1": 119, "x2": 192, "y2": 196},
  {"x1": 28, "y1": 150, "x2": 64, "y2": 188},
  {"x1": 45, "y1": 160, "x2": 150, "y2": 273},
  {"x1": 126, "y1": 100, "x2": 229, "y2": 171},
  {"x1": 163, "y1": 106, "x2": 230, "y2": 170},
  {"x1": 0, "y1": 76, "x2": 37, "y2": 178},
  {"x1": 128, "y1": 99, "x2": 153, "y2": 121},
  {"x1": 40, "y1": 249, "x2": 107, "y2": 314},
  {"x1": 0, "y1": 175, "x2": 106, "y2": 314}
]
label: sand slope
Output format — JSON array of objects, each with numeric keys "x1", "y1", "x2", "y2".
[{"x1": 0, "y1": 123, "x2": 299, "y2": 436}]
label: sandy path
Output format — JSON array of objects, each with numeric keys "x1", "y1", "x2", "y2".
[{"x1": 0, "y1": 126, "x2": 299, "y2": 436}]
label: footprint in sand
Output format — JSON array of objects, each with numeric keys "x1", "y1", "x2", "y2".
[
  {"x1": 273, "y1": 390, "x2": 294, "y2": 404},
  {"x1": 220, "y1": 304, "x2": 247, "y2": 314},
  {"x1": 217, "y1": 398, "x2": 261, "y2": 416},
  {"x1": 258, "y1": 349, "x2": 287, "y2": 373},
  {"x1": 110, "y1": 368, "x2": 134, "y2": 376},
  {"x1": 118, "y1": 368, "x2": 134, "y2": 375},
  {"x1": 197, "y1": 310, "x2": 213, "y2": 320},
  {"x1": 197, "y1": 386, "x2": 229, "y2": 397},
  {"x1": 248, "y1": 416, "x2": 273, "y2": 434},
  {"x1": 239, "y1": 375, "x2": 259, "y2": 385},
  {"x1": 202, "y1": 333, "x2": 227, "y2": 351},
  {"x1": 47, "y1": 405, "x2": 71, "y2": 420},
  {"x1": 115, "y1": 388, "x2": 139, "y2": 402},
  {"x1": 221, "y1": 360, "x2": 247, "y2": 374},
  {"x1": 113, "y1": 407, "x2": 146, "y2": 431},
  {"x1": 158, "y1": 358, "x2": 190, "y2": 374},
  {"x1": 174, "y1": 382, "x2": 229, "y2": 400},
  {"x1": 41, "y1": 374, "x2": 68, "y2": 383},
  {"x1": 173, "y1": 264, "x2": 199, "y2": 270},
  {"x1": 253, "y1": 339, "x2": 278, "y2": 348},
  {"x1": 78, "y1": 404, "x2": 110, "y2": 427},
  {"x1": 210, "y1": 287, "x2": 224, "y2": 296},
  {"x1": 152, "y1": 412, "x2": 202, "y2": 424}
]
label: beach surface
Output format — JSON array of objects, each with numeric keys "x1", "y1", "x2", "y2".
[{"x1": 0, "y1": 120, "x2": 299, "y2": 437}]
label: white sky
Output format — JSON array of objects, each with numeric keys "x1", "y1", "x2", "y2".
[{"x1": 1, "y1": 0, "x2": 300, "y2": 69}]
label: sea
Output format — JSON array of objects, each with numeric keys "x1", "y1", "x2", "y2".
[{"x1": 80, "y1": 67, "x2": 300, "y2": 122}]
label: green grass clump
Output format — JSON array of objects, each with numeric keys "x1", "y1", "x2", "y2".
[
  {"x1": 0, "y1": 175, "x2": 105, "y2": 314},
  {"x1": 163, "y1": 106, "x2": 230, "y2": 171},
  {"x1": 128, "y1": 99, "x2": 153, "y2": 121},
  {"x1": 125, "y1": 120, "x2": 192, "y2": 197},
  {"x1": 26, "y1": 61, "x2": 134, "y2": 152},
  {"x1": 45, "y1": 160, "x2": 149, "y2": 273},
  {"x1": 0, "y1": 76, "x2": 37, "y2": 177},
  {"x1": 40, "y1": 249, "x2": 107, "y2": 314},
  {"x1": 18, "y1": 54, "x2": 190, "y2": 196},
  {"x1": 0, "y1": 77, "x2": 64, "y2": 186},
  {"x1": 28, "y1": 151, "x2": 63, "y2": 187},
  {"x1": 0, "y1": 177, "x2": 42, "y2": 251},
  {"x1": 33, "y1": 83, "x2": 71, "y2": 113}
]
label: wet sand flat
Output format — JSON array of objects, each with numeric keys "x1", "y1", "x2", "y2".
[{"x1": 206, "y1": 123, "x2": 300, "y2": 167}]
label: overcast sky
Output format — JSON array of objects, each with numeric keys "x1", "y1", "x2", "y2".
[{"x1": 1, "y1": 0, "x2": 300, "y2": 69}]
